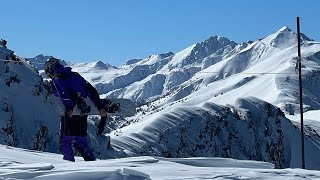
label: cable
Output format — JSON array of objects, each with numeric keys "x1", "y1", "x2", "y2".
[{"x1": 0, "y1": 58, "x2": 304, "y2": 76}]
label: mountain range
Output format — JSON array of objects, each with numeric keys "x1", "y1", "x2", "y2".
[{"x1": 1, "y1": 26, "x2": 320, "y2": 169}]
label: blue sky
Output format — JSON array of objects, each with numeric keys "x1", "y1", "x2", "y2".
[{"x1": 1, "y1": 0, "x2": 319, "y2": 66}]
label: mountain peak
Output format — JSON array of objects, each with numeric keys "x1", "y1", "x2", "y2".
[
  {"x1": 205, "y1": 35, "x2": 237, "y2": 46},
  {"x1": 33, "y1": 54, "x2": 53, "y2": 61},
  {"x1": 89, "y1": 61, "x2": 111, "y2": 69},
  {"x1": 123, "y1": 58, "x2": 144, "y2": 66},
  {"x1": 146, "y1": 52, "x2": 174, "y2": 59},
  {"x1": 261, "y1": 26, "x2": 297, "y2": 49},
  {"x1": 277, "y1": 26, "x2": 292, "y2": 33},
  {"x1": 272, "y1": 26, "x2": 295, "y2": 39},
  {"x1": 191, "y1": 35, "x2": 237, "y2": 57},
  {"x1": 27, "y1": 55, "x2": 68, "y2": 70}
]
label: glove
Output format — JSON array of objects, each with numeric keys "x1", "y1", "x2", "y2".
[
  {"x1": 97, "y1": 116, "x2": 107, "y2": 135},
  {"x1": 100, "y1": 108, "x2": 107, "y2": 117},
  {"x1": 65, "y1": 106, "x2": 73, "y2": 117}
]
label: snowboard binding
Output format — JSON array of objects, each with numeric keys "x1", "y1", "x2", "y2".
[
  {"x1": 76, "y1": 96, "x2": 91, "y2": 115},
  {"x1": 101, "y1": 99, "x2": 121, "y2": 113}
]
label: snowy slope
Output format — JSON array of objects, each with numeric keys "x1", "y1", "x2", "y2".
[
  {"x1": 2, "y1": 145, "x2": 320, "y2": 180},
  {"x1": 0, "y1": 46, "x2": 60, "y2": 151}
]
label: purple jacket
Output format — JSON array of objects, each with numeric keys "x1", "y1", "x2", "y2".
[{"x1": 52, "y1": 66, "x2": 102, "y2": 111}]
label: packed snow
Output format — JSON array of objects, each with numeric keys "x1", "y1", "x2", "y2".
[{"x1": 1, "y1": 145, "x2": 320, "y2": 179}]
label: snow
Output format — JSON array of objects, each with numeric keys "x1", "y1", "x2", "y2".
[
  {"x1": 1, "y1": 145, "x2": 320, "y2": 179},
  {"x1": 139, "y1": 54, "x2": 163, "y2": 65},
  {"x1": 167, "y1": 44, "x2": 196, "y2": 68},
  {"x1": 71, "y1": 62, "x2": 130, "y2": 85},
  {"x1": 286, "y1": 110, "x2": 320, "y2": 123},
  {"x1": 261, "y1": 26, "x2": 297, "y2": 49}
]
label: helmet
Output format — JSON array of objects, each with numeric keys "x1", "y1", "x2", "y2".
[{"x1": 44, "y1": 58, "x2": 61, "y2": 78}]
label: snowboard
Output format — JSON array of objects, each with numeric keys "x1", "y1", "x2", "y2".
[{"x1": 48, "y1": 94, "x2": 137, "y2": 117}]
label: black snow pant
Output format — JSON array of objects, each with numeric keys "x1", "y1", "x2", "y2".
[{"x1": 59, "y1": 115, "x2": 96, "y2": 161}]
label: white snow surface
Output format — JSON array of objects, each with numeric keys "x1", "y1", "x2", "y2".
[{"x1": 2, "y1": 145, "x2": 320, "y2": 180}]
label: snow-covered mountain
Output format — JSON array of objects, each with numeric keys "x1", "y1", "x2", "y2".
[
  {"x1": 65, "y1": 27, "x2": 320, "y2": 116},
  {"x1": 4, "y1": 26, "x2": 320, "y2": 170},
  {"x1": 26, "y1": 54, "x2": 68, "y2": 71}
]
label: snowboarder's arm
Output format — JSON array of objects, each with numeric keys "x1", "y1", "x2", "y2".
[
  {"x1": 84, "y1": 81, "x2": 104, "y2": 111},
  {"x1": 72, "y1": 72, "x2": 104, "y2": 111}
]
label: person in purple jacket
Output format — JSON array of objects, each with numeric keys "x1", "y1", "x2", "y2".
[{"x1": 44, "y1": 58, "x2": 108, "y2": 162}]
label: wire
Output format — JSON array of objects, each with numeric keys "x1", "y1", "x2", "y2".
[{"x1": 0, "y1": 58, "x2": 303, "y2": 76}]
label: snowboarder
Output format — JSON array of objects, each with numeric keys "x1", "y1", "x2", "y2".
[{"x1": 44, "y1": 58, "x2": 108, "y2": 162}]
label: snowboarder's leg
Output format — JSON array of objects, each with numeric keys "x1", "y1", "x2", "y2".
[
  {"x1": 60, "y1": 135, "x2": 75, "y2": 162},
  {"x1": 74, "y1": 136, "x2": 96, "y2": 161}
]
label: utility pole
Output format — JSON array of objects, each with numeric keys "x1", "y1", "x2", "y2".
[{"x1": 297, "y1": 16, "x2": 305, "y2": 169}]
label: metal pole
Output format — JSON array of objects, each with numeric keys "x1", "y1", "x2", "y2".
[{"x1": 297, "y1": 16, "x2": 305, "y2": 169}]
